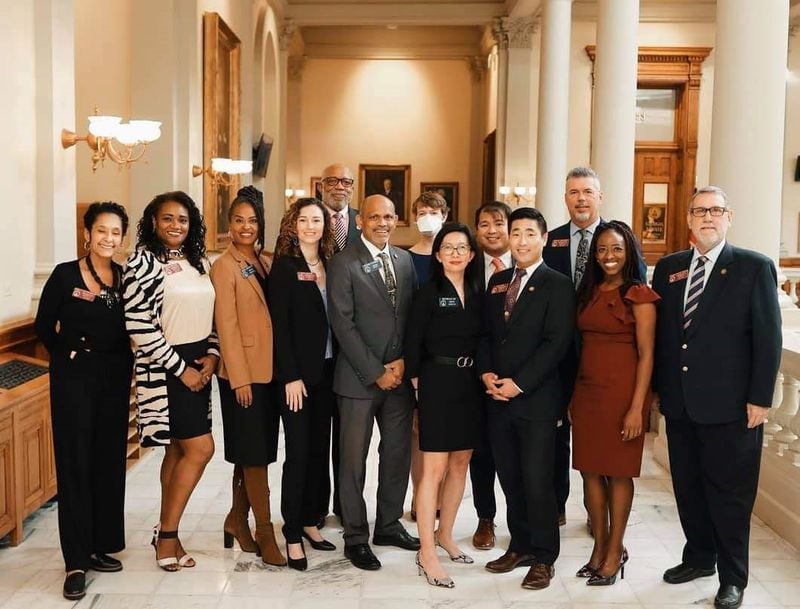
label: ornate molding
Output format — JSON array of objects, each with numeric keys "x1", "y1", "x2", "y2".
[
  {"x1": 491, "y1": 16, "x2": 509, "y2": 50},
  {"x1": 492, "y1": 16, "x2": 536, "y2": 50},
  {"x1": 288, "y1": 55, "x2": 306, "y2": 80},
  {"x1": 467, "y1": 55, "x2": 486, "y2": 82},
  {"x1": 279, "y1": 19, "x2": 296, "y2": 51}
]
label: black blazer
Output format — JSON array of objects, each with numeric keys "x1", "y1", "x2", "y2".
[
  {"x1": 477, "y1": 262, "x2": 576, "y2": 421},
  {"x1": 343, "y1": 207, "x2": 360, "y2": 251},
  {"x1": 269, "y1": 255, "x2": 332, "y2": 386},
  {"x1": 652, "y1": 243, "x2": 781, "y2": 424}
]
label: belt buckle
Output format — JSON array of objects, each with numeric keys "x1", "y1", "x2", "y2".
[{"x1": 457, "y1": 356, "x2": 473, "y2": 368}]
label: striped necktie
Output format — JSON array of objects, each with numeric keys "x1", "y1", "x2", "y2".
[
  {"x1": 683, "y1": 255, "x2": 708, "y2": 331},
  {"x1": 332, "y1": 212, "x2": 347, "y2": 252}
]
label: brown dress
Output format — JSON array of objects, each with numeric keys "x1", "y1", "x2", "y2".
[{"x1": 572, "y1": 283, "x2": 660, "y2": 477}]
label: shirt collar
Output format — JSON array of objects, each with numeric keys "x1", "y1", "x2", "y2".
[
  {"x1": 692, "y1": 239, "x2": 726, "y2": 267},
  {"x1": 484, "y1": 250, "x2": 512, "y2": 268},
  {"x1": 326, "y1": 206, "x2": 348, "y2": 220},
  {"x1": 361, "y1": 234, "x2": 389, "y2": 258},
  {"x1": 514, "y1": 258, "x2": 544, "y2": 277},
  {"x1": 570, "y1": 217, "x2": 601, "y2": 238}
]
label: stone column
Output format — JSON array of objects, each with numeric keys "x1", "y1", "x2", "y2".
[
  {"x1": 491, "y1": 17, "x2": 510, "y2": 193},
  {"x1": 285, "y1": 55, "x2": 305, "y2": 194},
  {"x1": 535, "y1": 0, "x2": 573, "y2": 226},
  {"x1": 590, "y1": 0, "x2": 639, "y2": 224},
  {"x1": 709, "y1": 0, "x2": 789, "y2": 260},
  {"x1": 468, "y1": 56, "x2": 486, "y2": 223}
]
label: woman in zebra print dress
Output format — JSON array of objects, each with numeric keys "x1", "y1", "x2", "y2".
[{"x1": 122, "y1": 191, "x2": 218, "y2": 571}]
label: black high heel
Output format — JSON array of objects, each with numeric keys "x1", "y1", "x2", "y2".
[
  {"x1": 587, "y1": 549, "x2": 629, "y2": 586},
  {"x1": 302, "y1": 529, "x2": 336, "y2": 551},
  {"x1": 286, "y1": 540, "x2": 308, "y2": 571},
  {"x1": 576, "y1": 562, "x2": 600, "y2": 578}
]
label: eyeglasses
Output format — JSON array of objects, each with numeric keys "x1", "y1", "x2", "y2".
[
  {"x1": 440, "y1": 244, "x2": 471, "y2": 256},
  {"x1": 688, "y1": 206, "x2": 729, "y2": 218},
  {"x1": 322, "y1": 176, "x2": 354, "y2": 188}
]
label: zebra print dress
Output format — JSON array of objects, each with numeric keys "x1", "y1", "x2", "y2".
[{"x1": 122, "y1": 248, "x2": 219, "y2": 447}]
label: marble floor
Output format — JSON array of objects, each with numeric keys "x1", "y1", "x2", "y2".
[{"x1": 1, "y1": 393, "x2": 799, "y2": 609}]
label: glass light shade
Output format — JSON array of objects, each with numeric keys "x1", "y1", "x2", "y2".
[
  {"x1": 498, "y1": 186, "x2": 511, "y2": 195},
  {"x1": 211, "y1": 158, "x2": 232, "y2": 173},
  {"x1": 513, "y1": 186, "x2": 526, "y2": 196},
  {"x1": 527, "y1": 186, "x2": 537, "y2": 196},
  {"x1": 88, "y1": 115, "x2": 121, "y2": 138},
  {"x1": 231, "y1": 160, "x2": 253, "y2": 175},
  {"x1": 285, "y1": 188, "x2": 295, "y2": 197},
  {"x1": 129, "y1": 120, "x2": 161, "y2": 143},
  {"x1": 114, "y1": 123, "x2": 140, "y2": 146},
  {"x1": 295, "y1": 189, "x2": 306, "y2": 197}
]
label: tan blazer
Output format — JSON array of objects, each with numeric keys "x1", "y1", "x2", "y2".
[{"x1": 209, "y1": 245, "x2": 273, "y2": 389}]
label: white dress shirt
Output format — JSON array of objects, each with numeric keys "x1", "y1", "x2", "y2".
[
  {"x1": 360, "y1": 234, "x2": 396, "y2": 283},
  {"x1": 511, "y1": 258, "x2": 544, "y2": 294},
  {"x1": 683, "y1": 240, "x2": 726, "y2": 307},
  {"x1": 483, "y1": 250, "x2": 514, "y2": 288}
]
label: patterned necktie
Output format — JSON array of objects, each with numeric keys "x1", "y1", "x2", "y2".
[
  {"x1": 332, "y1": 212, "x2": 347, "y2": 252},
  {"x1": 683, "y1": 255, "x2": 708, "y2": 331},
  {"x1": 574, "y1": 229, "x2": 589, "y2": 288},
  {"x1": 377, "y1": 252, "x2": 397, "y2": 308},
  {"x1": 490, "y1": 257, "x2": 505, "y2": 275},
  {"x1": 503, "y1": 267, "x2": 527, "y2": 320}
]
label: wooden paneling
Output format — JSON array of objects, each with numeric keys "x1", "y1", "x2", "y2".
[
  {"x1": 0, "y1": 318, "x2": 40, "y2": 358},
  {"x1": 0, "y1": 414, "x2": 13, "y2": 536}
]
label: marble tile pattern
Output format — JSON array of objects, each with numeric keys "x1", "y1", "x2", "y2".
[{"x1": 1, "y1": 390, "x2": 799, "y2": 608}]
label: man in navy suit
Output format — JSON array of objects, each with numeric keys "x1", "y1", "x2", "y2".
[{"x1": 652, "y1": 186, "x2": 781, "y2": 609}]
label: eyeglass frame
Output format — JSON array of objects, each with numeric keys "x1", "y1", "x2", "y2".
[
  {"x1": 439, "y1": 243, "x2": 472, "y2": 256},
  {"x1": 322, "y1": 176, "x2": 355, "y2": 188},
  {"x1": 687, "y1": 206, "x2": 731, "y2": 218}
]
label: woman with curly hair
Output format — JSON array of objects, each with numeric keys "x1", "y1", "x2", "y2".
[
  {"x1": 122, "y1": 191, "x2": 218, "y2": 571},
  {"x1": 209, "y1": 186, "x2": 285, "y2": 566},
  {"x1": 269, "y1": 197, "x2": 338, "y2": 570}
]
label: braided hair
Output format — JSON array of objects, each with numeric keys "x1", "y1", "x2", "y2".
[
  {"x1": 136, "y1": 190, "x2": 207, "y2": 275},
  {"x1": 229, "y1": 185, "x2": 266, "y2": 254}
]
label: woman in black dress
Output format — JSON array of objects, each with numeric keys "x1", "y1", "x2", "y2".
[
  {"x1": 270, "y1": 198, "x2": 338, "y2": 570},
  {"x1": 405, "y1": 222, "x2": 483, "y2": 588},
  {"x1": 35, "y1": 202, "x2": 133, "y2": 600}
]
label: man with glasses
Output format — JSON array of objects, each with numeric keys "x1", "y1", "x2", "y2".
[
  {"x1": 320, "y1": 164, "x2": 360, "y2": 253},
  {"x1": 652, "y1": 186, "x2": 781, "y2": 609}
]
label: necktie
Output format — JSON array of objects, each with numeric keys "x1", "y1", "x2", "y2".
[
  {"x1": 490, "y1": 257, "x2": 505, "y2": 275},
  {"x1": 683, "y1": 255, "x2": 707, "y2": 331},
  {"x1": 574, "y1": 229, "x2": 589, "y2": 288},
  {"x1": 332, "y1": 213, "x2": 347, "y2": 252},
  {"x1": 377, "y1": 252, "x2": 397, "y2": 308},
  {"x1": 503, "y1": 267, "x2": 527, "y2": 320}
]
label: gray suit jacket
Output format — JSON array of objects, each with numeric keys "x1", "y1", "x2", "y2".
[{"x1": 328, "y1": 238, "x2": 417, "y2": 399}]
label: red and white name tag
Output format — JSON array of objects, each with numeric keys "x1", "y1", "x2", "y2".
[
  {"x1": 550, "y1": 239, "x2": 569, "y2": 248},
  {"x1": 297, "y1": 272, "x2": 317, "y2": 282},
  {"x1": 491, "y1": 283, "x2": 509, "y2": 294},
  {"x1": 669, "y1": 269, "x2": 689, "y2": 283},
  {"x1": 164, "y1": 263, "x2": 183, "y2": 275},
  {"x1": 72, "y1": 287, "x2": 96, "y2": 302}
]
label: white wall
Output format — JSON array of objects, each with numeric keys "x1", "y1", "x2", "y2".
[{"x1": 783, "y1": 36, "x2": 800, "y2": 255}]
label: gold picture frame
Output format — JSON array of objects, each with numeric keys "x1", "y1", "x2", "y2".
[
  {"x1": 420, "y1": 181, "x2": 459, "y2": 223},
  {"x1": 359, "y1": 164, "x2": 411, "y2": 226}
]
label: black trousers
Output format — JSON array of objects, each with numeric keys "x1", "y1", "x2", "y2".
[
  {"x1": 280, "y1": 362, "x2": 335, "y2": 543},
  {"x1": 49, "y1": 349, "x2": 132, "y2": 571},
  {"x1": 666, "y1": 415, "x2": 763, "y2": 588},
  {"x1": 554, "y1": 419, "x2": 571, "y2": 515},
  {"x1": 469, "y1": 406, "x2": 497, "y2": 519},
  {"x1": 488, "y1": 408, "x2": 559, "y2": 565},
  {"x1": 338, "y1": 389, "x2": 412, "y2": 546}
]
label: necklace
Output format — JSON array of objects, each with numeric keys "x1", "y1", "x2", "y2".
[
  {"x1": 167, "y1": 246, "x2": 185, "y2": 260},
  {"x1": 306, "y1": 258, "x2": 321, "y2": 266},
  {"x1": 85, "y1": 255, "x2": 121, "y2": 308}
]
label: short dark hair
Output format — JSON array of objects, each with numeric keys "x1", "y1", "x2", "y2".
[
  {"x1": 84, "y1": 201, "x2": 129, "y2": 236},
  {"x1": 474, "y1": 201, "x2": 512, "y2": 227},
  {"x1": 508, "y1": 206, "x2": 547, "y2": 234},
  {"x1": 411, "y1": 191, "x2": 449, "y2": 217},
  {"x1": 429, "y1": 222, "x2": 481, "y2": 294}
]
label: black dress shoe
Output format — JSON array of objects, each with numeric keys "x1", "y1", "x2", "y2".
[
  {"x1": 302, "y1": 530, "x2": 336, "y2": 551},
  {"x1": 373, "y1": 528, "x2": 420, "y2": 551},
  {"x1": 714, "y1": 584, "x2": 744, "y2": 609},
  {"x1": 286, "y1": 541, "x2": 308, "y2": 571},
  {"x1": 344, "y1": 543, "x2": 381, "y2": 570},
  {"x1": 89, "y1": 553, "x2": 123, "y2": 572},
  {"x1": 63, "y1": 571, "x2": 86, "y2": 600},
  {"x1": 663, "y1": 562, "x2": 716, "y2": 584}
]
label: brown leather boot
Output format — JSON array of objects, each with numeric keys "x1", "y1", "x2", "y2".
[
  {"x1": 243, "y1": 465, "x2": 287, "y2": 566},
  {"x1": 223, "y1": 465, "x2": 259, "y2": 552}
]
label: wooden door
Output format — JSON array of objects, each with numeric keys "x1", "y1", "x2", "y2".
[
  {"x1": 634, "y1": 147, "x2": 682, "y2": 265},
  {"x1": 0, "y1": 413, "x2": 14, "y2": 538},
  {"x1": 18, "y1": 407, "x2": 47, "y2": 517}
]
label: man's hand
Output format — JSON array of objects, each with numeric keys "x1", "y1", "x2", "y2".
[
  {"x1": 385, "y1": 358, "x2": 405, "y2": 381},
  {"x1": 746, "y1": 403, "x2": 770, "y2": 429},
  {"x1": 376, "y1": 368, "x2": 401, "y2": 390},
  {"x1": 493, "y1": 378, "x2": 522, "y2": 400}
]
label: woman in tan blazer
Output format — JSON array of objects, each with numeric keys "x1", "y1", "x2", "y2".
[{"x1": 209, "y1": 186, "x2": 285, "y2": 566}]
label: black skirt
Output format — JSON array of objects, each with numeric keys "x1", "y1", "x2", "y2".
[
  {"x1": 218, "y1": 378, "x2": 279, "y2": 465},
  {"x1": 166, "y1": 340, "x2": 212, "y2": 440},
  {"x1": 418, "y1": 361, "x2": 482, "y2": 452}
]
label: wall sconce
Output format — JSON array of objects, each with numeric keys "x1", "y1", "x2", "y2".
[
  {"x1": 61, "y1": 108, "x2": 161, "y2": 172},
  {"x1": 284, "y1": 188, "x2": 307, "y2": 204},
  {"x1": 192, "y1": 158, "x2": 253, "y2": 186},
  {"x1": 499, "y1": 184, "x2": 537, "y2": 206}
]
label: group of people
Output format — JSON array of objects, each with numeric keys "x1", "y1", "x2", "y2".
[{"x1": 34, "y1": 163, "x2": 781, "y2": 609}]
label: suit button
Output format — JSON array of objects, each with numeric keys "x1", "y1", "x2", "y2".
[
  {"x1": 681, "y1": 344, "x2": 687, "y2": 350},
  {"x1": 682, "y1": 365, "x2": 688, "y2": 372}
]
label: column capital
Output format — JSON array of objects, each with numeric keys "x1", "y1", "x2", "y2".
[
  {"x1": 288, "y1": 55, "x2": 306, "y2": 81},
  {"x1": 493, "y1": 16, "x2": 537, "y2": 50},
  {"x1": 467, "y1": 56, "x2": 486, "y2": 82},
  {"x1": 279, "y1": 19, "x2": 297, "y2": 51}
]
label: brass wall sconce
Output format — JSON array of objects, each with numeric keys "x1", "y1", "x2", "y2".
[
  {"x1": 284, "y1": 188, "x2": 307, "y2": 204},
  {"x1": 499, "y1": 184, "x2": 537, "y2": 206},
  {"x1": 192, "y1": 158, "x2": 253, "y2": 186}
]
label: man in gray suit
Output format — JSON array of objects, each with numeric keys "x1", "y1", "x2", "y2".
[{"x1": 328, "y1": 194, "x2": 420, "y2": 570}]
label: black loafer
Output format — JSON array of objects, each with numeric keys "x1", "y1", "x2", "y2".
[
  {"x1": 302, "y1": 530, "x2": 336, "y2": 551},
  {"x1": 373, "y1": 528, "x2": 420, "y2": 551},
  {"x1": 89, "y1": 553, "x2": 123, "y2": 572},
  {"x1": 714, "y1": 584, "x2": 744, "y2": 609},
  {"x1": 63, "y1": 571, "x2": 86, "y2": 600},
  {"x1": 344, "y1": 543, "x2": 381, "y2": 570},
  {"x1": 663, "y1": 562, "x2": 716, "y2": 584}
]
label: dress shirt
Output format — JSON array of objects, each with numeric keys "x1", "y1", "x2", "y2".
[
  {"x1": 483, "y1": 250, "x2": 514, "y2": 288},
  {"x1": 683, "y1": 240, "x2": 726, "y2": 307},
  {"x1": 511, "y1": 258, "x2": 544, "y2": 294},
  {"x1": 360, "y1": 234, "x2": 396, "y2": 284},
  {"x1": 569, "y1": 218, "x2": 601, "y2": 276}
]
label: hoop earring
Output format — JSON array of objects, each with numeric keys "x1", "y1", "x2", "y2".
[{"x1": 84, "y1": 241, "x2": 91, "y2": 252}]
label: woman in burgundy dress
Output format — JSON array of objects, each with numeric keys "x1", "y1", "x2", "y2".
[{"x1": 571, "y1": 220, "x2": 659, "y2": 586}]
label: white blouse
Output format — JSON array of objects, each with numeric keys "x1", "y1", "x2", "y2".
[{"x1": 161, "y1": 259, "x2": 216, "y2": 346}]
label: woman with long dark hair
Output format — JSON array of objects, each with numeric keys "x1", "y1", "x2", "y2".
[
  {"x1": 405, "y1": 222, "x2": 483, "y2": 588},
  {"x1": 35, "y1": 202, "x2": 133, "y2": 600},
  {"x1": 210, "y1": 186, "x2": 285, "y2": 566},
  {"x1": 269, "y1": 197, "x2": 338, "y2": 570},
  {"x1": 571, "y1": 220, "x2": 659, "y2": 585},
  {"x1": 123, "y1": 191, "x2": 218, "y2": 572}
]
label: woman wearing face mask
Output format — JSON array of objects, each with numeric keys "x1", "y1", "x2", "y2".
[
  {"x1": 408, "y1": 191, "x2": 449, "y2": 285},
  {"x1": 35, "y1": 202, "x2": 134, "y2": 600}
]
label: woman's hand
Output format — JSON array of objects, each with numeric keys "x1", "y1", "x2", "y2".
[
  {"x1": 235, "y1": 384, "x2": 253, "y2": 408},
  {"x1": 621, "y1": 408, "x2": 643, "y2": 441},
  {"x1": 194, "y1": 354, "x2": 219, "y2": 387},
  {"x1": 285, "y1": 380, "x2": 308, "y2": 412},
  {"x1": 180, "y1": 367, "x2": 205, "y2": 392}
]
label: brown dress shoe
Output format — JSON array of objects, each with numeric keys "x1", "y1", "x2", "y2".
[
  {"x1": 521, "y1": 563, "x2": 555, "y2": 590},
  {"x1": 485, "y1": 550, "x2": 536, "y2": 573},
  {"x1": 472, "y1": 518, "x2": 496, "y2": 550},
  {"x1": 557, "y1": 513, "x2": 566, "y2": 526}
]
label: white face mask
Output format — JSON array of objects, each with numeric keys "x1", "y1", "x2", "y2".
[{"x1": 417, "y1": 214, "x2": 444, "y2": 236}]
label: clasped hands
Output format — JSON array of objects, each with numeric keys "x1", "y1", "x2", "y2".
[
  {"x1": 376, "y1": 359, "x2": 405, "y2": 390},
  {"x1": 481, "y1": 372, "x2": 521, "y2": 402},
  {"x1": 179, "y1": 354, "x2": 218, "y2": 392}
]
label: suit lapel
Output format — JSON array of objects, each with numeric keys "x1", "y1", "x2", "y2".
[
  {"x1": 355, "y1": 240, "x2": 395, "y2": 310},
  {"x1": 295, "y1": 256, "x2": 325, "y2": 312},
  {"x1": 227, "y1": 245, "x2": 267, "y2": 308},
  {"x1": 685, "y1": 244, "x2": 734, "y2": 340},
  {"x1": 389, "y1": 246, "x2": 407, "y2": 306},
  {"x1": 506, "y1": 263, "x2": 547, "y2": 329},
  {"x1": 669, "y1": 250, "x2": 694, "y2": 325}
]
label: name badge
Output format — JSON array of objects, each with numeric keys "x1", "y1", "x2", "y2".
[
  {"x1": 491, "y1": 283, "x2": 509, "y2": 294},
  {"x1": 297, "y1": 272, "x2": 317, "y2": 282},
  {"x1": 72, "y1": 287, "x2": 96, "y2": 302},
  {"x1": 164, "y1": 262, "x2": 183, "y2": 275},
  {"x1": 669, "y1": 269, "x2": 689, "y2": 283},
  {"x1": 362, "y1": 259, "x2": 382, "y2": 274},
  {"x1": 438, "y1": 297, "x2": 460, "y2": 308},
  {"x1": 550, "y1": 238, "x2": 569, "y2": 248},
  {"x1": 241, "y1": 264, "x2": 257, "y2": 279}
]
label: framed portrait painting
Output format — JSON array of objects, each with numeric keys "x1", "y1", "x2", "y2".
[
  {"x1": 420, "y1": 182, "x2": 459, "y2": 222},
  {"x1": 359, "y1": 164, "x2": 411, "y2": 226},
  {"x1": 310, "y1": 176, "x2": 323, "y2": 201}
]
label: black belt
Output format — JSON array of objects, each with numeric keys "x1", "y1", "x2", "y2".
[{"x1": 430, "y1": 355, "x2": 474, "y2": 368}]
